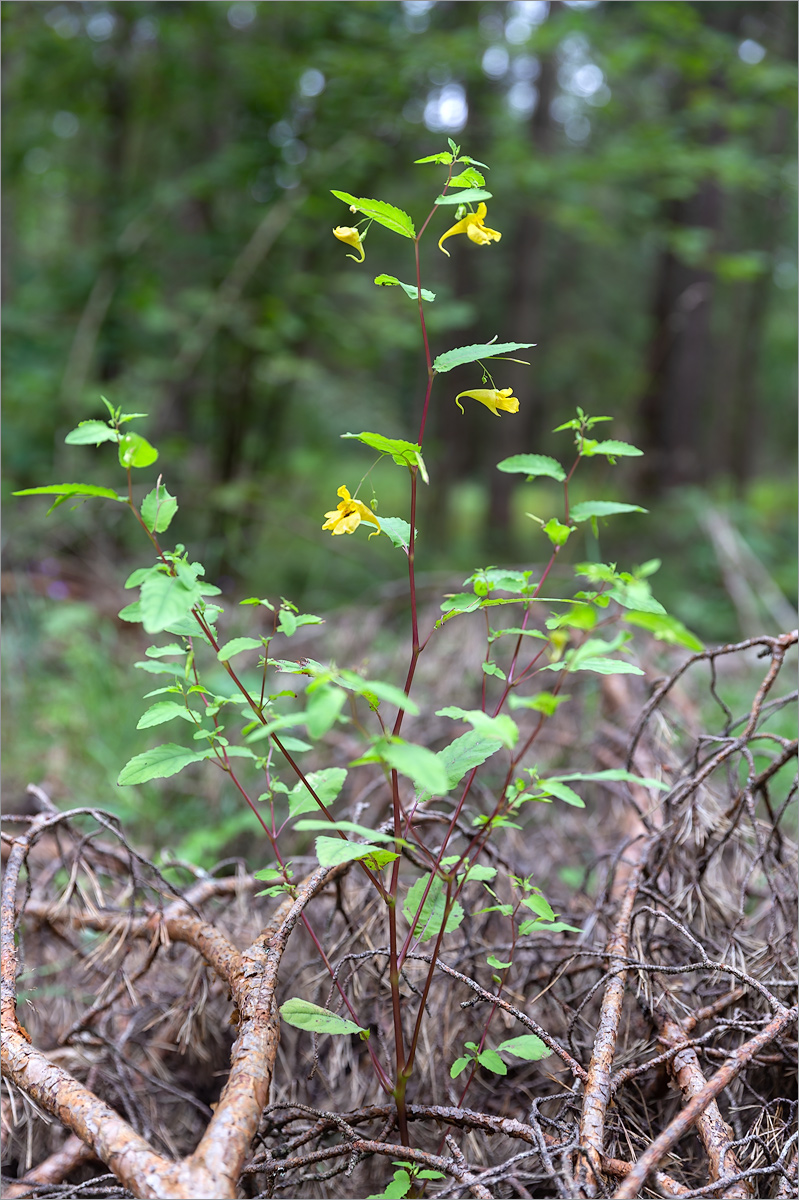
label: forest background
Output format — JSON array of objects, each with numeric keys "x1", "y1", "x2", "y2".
[{"x1": 3, "y1": 0, "x2": 797, "y2": 853}]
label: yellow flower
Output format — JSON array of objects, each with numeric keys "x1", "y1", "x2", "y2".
[
  {"x1": 454, "y1": 387, "x2": 520, "y2": 417},
  {"x1": 333, "y1": 226, "x2": 365, "y2": 262},
  {"x1": 438, "y1": 203, "x2": 502, "y2": 257},
  {"x1": 322, "y1": 486, "x2": 381, "y2": 537}
]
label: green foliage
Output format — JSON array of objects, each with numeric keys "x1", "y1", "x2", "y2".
[
  {"x1": 10, "y1": 94, "x2": 795, "y2": 1159},
  {"x1": 279, "y1": 998, "x2": 368, "y2": 1037}
]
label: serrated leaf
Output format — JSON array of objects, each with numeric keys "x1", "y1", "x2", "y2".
[
  {"x1": 569, "y1": 501, "x2": 647, "y2": 522},
  {"x1": 133, "y1": 659, "x2": 184, "y2": 676},
  {"x1": 521, "y1": 893, "x2": 557, "y2": 920},
  {"x1": 287, "y1": 768, "x2": 347, "y2": 818},
  {"x1": 341, "y1": 431, "x2": 428, "y2": 482},
  {"x1": 436, "y1": 731, "x2": 504, "y2": 790},
  {"x1": 14, "y1": 483, "x2": 126, "y2": 507},
  {"x1": 136, "y1": 701, "x2": 196, "y2": 729},
  {"x1": 436, "y1": 707, "x2": 518, "y2": 750},
  {"x1": 414, "y1": 151, "x2": 453, "y2": 164},
  {"x1": 448, "y1": 167, "x2": 485, "y2": 188},
  {"x1": 118, "y1": 432, "x2": 158, "y2": 469},
  {"x1": 279, "y1": 997, "x2": 366, "y2": 1036},
  {"x1": 477, "y1": 1048, "x2": 507, "y2": 1075},
  {"x1": 64, "y1": 420, "x2": 117, "y2": 445},
  {"x1": 374, "y1": 274, "x2": 436, "y2": 302},
  {"x1": 497, "y1": 454, "x2": 566, "y2": 481},
  {"x1": 584, "y1": 439, "x2": 643, "y2": 457},
  {"x1": 117, "y1": 743, "x2": 211, "y2": 785},
  {"x1": 624, "y1": 610, "x2": 704, "y2": 651},
  {"x1": 141, "y1": 483, "x2": 178, "y2": 533},
  {"x1": 378, "y1": 516, "x2": 414, "y2": 551},
  {"x1": 377, "y1": 740, "x2": 450, "y2": 797},
  {"x1": 402, "y1": 875, "x2": 464, "y2": 941},
  {"x1": 608, "y1": 580, "x2": 666, "y2": 615},
  {"x1": 217, "y1": 637, "x2": 263, "y2": 662},
  {"x1": 139, "y1": 573, "x2": 198, "y2": 634},
  {"x1": 544, "y1": 656, "x2": 644, "y2": 677},
  {"x1": 145, "y1": 643, "x2": 185, "y2": 658},
  {"x1": 305, "y1": 684, "x2": 347, "y2": 739},
  {"x1": 497, "y1": 1034, "x2": 552, "y2": 1061},
  {"x1": 331, "y1": 191, "x2": 415, "y2": 238},
  {"x1": 295, "y1": 820, "x2": 403, "y2": 845},
  {"x1": 433, "y1": 340, "x2": 535, "y2": 374},
  {"x1": 314, "y1": 835, "x2": 395, "y2": 868},
  {"x1": 481, "y1": 661, "x2": 506, "y2": 680},
  {"x1": 435, "y1": 187, "x2": 492, "y2": 205}
]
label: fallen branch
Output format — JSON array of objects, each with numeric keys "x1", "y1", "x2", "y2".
[{"x1": 611, "y1": 1004, "x2": 798, "y2": 1199}]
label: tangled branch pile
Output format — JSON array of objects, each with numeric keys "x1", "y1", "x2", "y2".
[{"x1": 2, "y1": 632, "x2": 797, "y2": 1199}]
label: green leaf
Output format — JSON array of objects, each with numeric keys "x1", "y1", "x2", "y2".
[
  {"x1": 64, "y1": 420, "x2": 117, "y2": 445},
  {"x1": 435, "y1": 187, "x2": 492, "y2": 205},
  {"x1": 331, "y1": 191, "x2": 415, "y2": 238},
  {"x1": 403, "y1": 875, "x2": 464, "y2": 941},
  {"x1": 145, "y1": 643, "x2": 185, "y2": 657},
  {"x1": 279, "y1": 998, "x2": 367, "y2": 1037},
  {"x1": 374, "y1": 274, "x2": 435, "y2": 302},
  {"x1": 450, "y1": 1055, "x2": 471, "y2": 1079},
  {"x1": 548, "y1": 769, "x2": 668, "y2": 792},
  {"x1": 433, "y1": 340, "x2": 535, "y2": 374},
  {"x1": 414, "y1": 151, "x2": 453, "y2": 164},
  {"x1": 118, "y1": 743, "x2": 211, "y2": 785},
  {"x1": 508, "y1": 692, "x2": 570, "y2": 716},
  {"x1": 296, "y1": 821, "x2": 403, "y2": 845},
  {"x1": 287, "y1": 768, "x2": 348, "y2": 818},
  {"x1": 569, "y1": 501, "x2": 647, "y2": 522},
  {"x1": 497, "y1": 1034, "x2": 552, "y2": 1061},
  {"x1": 521, "y1": 893, "x2": 557, "y2": 920},
  {"x1": 497, "y1": 453, "x2": 566, "y2": 482},
  {"x1": 542, "y1": 518, "x2": 574, "y2": 547},
  {"x1": 477, "y1": 1048, "x2": 507, "y2": 1075},
  {"x1": 341, "y1": 432, "x2": 428, "y2": 482},
  {"x1": 118, "y1": 432, "x2": 158, "y2": 469},
  {"x1": 439, "y1": 593, "x2": 481, "y2": 616},
  {"x1": 482, "y1": 661, "x2": 506, "y2": 680},
  {"x1": 139, "y1": 574, "x2": 198, "y2": 634},
  {"x1": 141, "y1": 483, "x2": 178, "y2": 533},
  {"x1": 377, "y1": 516, "x2": 413, "y2": 551},
  {"x1": 305, "y1": 684, "x2": 347, "y2": 739},
  {"x1": 583, "y1": 439, "x2": 643, "y2": 458},
  {"x1": 133, "y1": 658, "x2": 184, "y2": 676},
  {"x1": 314, "y1": 836, "x2": 396, "y2": 868},
  {"x1": 624, "y1": 610, "x2": 704, "y2": 651},
  {"x1": 136, "y1": 701, "x2": 196, "y2": 729},
  {"x1": 217, "y1": 637, "x2": 264, "y2": 662},
  {"x1": 543, "y1": 656, "x2": 644, "y2": 677},
  {"x1": 377, "y1": 740, "x2": 450, "y2": 797},
  {"x1": 486, "y1": 954, "x2": 512, "y2": 969},
  {"x1": 436, "y1": 707, "x2": 518, "y2": 750},
  {"x1": 368, "y1": 1169, "x2": 412, "y2": 1200},
  {"x1": 13, "y1": 483, "x2": 126, "y2": 512},
  {"x1": 437, "y1": 731, "x2": 504, "y2": 790},
  {"x1": 337, "y1": 671, "x2": 420, "y2": 714},
  {"x1": 608, "y1": 580, "x2": 666, "y2": 615},
  {"x1": 538, "y1": 780, "x2": 585, "y2": 807},
  {"x1": 448, "y1": 167, "x2": 485, "y2": 188}
]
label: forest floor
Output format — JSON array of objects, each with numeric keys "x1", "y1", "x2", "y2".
[{"x1": 1, "y1": 604, "x2": 796, "y2": 1200}]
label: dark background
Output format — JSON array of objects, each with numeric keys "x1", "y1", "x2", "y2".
[{"x1": 3, "y1": 1, "x2": 797, "y2": 826}]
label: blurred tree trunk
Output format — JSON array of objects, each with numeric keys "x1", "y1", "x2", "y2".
[{"x1": 637, "y1": 185, "x2": 722, "y2": 495}]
